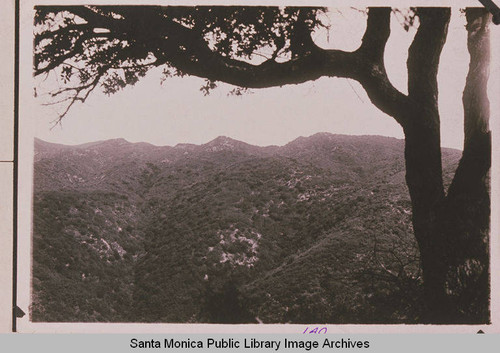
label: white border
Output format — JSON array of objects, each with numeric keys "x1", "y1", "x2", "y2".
[
  {"x1": 0, "y1": 0, "x2": 15, "y2": 333},
  {"x1": 17, "y1": 0, "x2": 500, "y2": 333}
]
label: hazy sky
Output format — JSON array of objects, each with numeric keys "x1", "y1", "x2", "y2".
[{"x1": 34, "y1": 8, "x2": 498, "y2": 150}]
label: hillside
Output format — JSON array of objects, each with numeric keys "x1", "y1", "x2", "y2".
[{"x1": 31, "y1": 133, "x2": 462, "y2": 323}]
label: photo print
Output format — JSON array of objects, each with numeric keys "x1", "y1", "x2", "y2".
[{"x1": 16, "y1": 0, "x2": 500, "y2": 332}]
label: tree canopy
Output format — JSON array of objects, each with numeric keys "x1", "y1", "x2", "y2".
[{"x1": 34, "y1": 6, "x2": 421, "y2": 123}]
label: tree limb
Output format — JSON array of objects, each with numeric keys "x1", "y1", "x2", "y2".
[
  {"x1": 35, "y1": 32, "x2": 92, "y2": 76},
  {"x1": 357, "y1": 7, "x2": 391, "y2": 63},
  {"x1": 446, "y1": 9, "x2": 491, "y2": 215},
  {"x1": 35, "y1": 23, "x2": 91, "y2": 46},
  {"x1": 407, "y1": 8, "x2": 451, "y2": 109},
  {"x1": 155, "y1": 8, "x2": 409, "y2": 126},
  {"x1": 352, "y1": 8, "x2": 409, "y2": 126},
  {"x1": 35, "y1": 6, "x2": 408, "y2": 129},
  {"x1": 51, "y1": 73, "x2": 102, "y2": 125}
]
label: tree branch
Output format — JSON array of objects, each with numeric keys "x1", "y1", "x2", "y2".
[
  {"x1": 46, "y1": 6, "x2": 121, "y2": 28},
  {"x1": 35, "y1": 6, "x2": 408, "y2": 129},
  {"x1": 155, "y1": 7, "x2": 409, "y2": 127},
  {"x1": 35, "y1": 32, "x2": 92, "y2": 76},
  {"x1": 447, "y1": 9, "x2": 491, "y2": 205},
  {"x1": 357, "y1": 7, "x2": 391, "y2": 63},
  {"x1": 50, "y1": 73, "x2": 103, "y2": 126},
  {"x1": 150, "y1": 13, "x2": 353, "y2": 88},
  {"x1": 352, "y1": 8, "x2": 409, "y2": 126},
  {"x1": 407, "y1": 8, "x2": 451, "y2": 108},
  {"x1": 35, "y1": 23, "x2": 91, "y2": 46},
  {"x1": 462, "y1": 8, "x2": 491, "y2": 150}
]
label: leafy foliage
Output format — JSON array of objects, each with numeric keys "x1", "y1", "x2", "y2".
[{"x1": 32, "y1": 191, "x2": 142, "y2": 321}]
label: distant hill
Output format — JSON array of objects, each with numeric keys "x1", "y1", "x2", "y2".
[{"x1": 32, "y1": 133, "x2": 462, "y2": 323}]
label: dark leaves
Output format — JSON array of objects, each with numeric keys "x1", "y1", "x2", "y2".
[
  {"x1": 200, "y1": 79, "x2": 217, "y2": 96},
  {"x1": 60, "y1": 65, "x2": 73, "y2": 83},
  {"x1": 393, "y1": 8, "x2": 417, "y2": 32}
]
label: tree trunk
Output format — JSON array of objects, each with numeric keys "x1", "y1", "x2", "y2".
[
  {"x1": 402, "y1": 9, "x2": 491, "y2": 323},
  {"x1": 402, "y1": 112, "x2": 449, "y2": 322},
  {"x1": 439, "y1": 8, "x2": 491, "y2": 324}
]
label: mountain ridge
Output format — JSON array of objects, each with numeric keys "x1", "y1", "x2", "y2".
[
  {"x1": 35, "y1": 133, "x2": 412, "y2": 149},
  {"x1": 35, "y1": 132, "x2": 462, "y2": 153}
]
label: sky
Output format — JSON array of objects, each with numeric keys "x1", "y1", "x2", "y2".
[{"x1": 33, "y1": 8, "x2": 499, "y2": 150}]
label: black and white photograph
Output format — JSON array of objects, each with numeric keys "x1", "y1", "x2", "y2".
[{"x1": 15, "y1": 0, "x2": 500, "y2": 331}]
